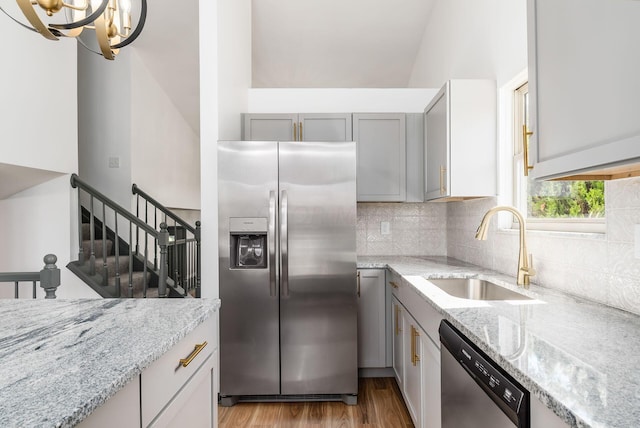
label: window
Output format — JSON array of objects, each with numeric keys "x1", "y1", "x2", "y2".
[{"x1": 512, "y1": 83, "x2": 605, "y2": 232}]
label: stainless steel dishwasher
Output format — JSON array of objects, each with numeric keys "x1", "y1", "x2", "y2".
[{"x1": 439, "y1": 320, "x2": 529, "y2": 428}]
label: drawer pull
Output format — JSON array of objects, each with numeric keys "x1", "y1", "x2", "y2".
[
  {"x1": 179, "y1": 341, "x2": 208, "y2": 368},
  {"x1": 389, "y1": 281, "x2": 399, "y2": 289}
]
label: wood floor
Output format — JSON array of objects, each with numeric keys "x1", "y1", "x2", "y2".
[{"x1": 218, "y1": 377, "x2": 414, "y2": 428}]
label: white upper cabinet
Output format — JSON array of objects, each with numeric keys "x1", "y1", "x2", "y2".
[
  {"x1": 527, "y1": 0, "x2": 640, "y2": 180},
  {"x1": 424, "y1": 80, "x2": 497, "y2": 201}
]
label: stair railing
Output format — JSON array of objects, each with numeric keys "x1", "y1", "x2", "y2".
[
  {"x1": 71, "y1": 174, "x2": 171, "y2": 298},
  {"x1": 0, "y1": 254, "x2": 61, "y2": 299},
  {"x1": 132, "y1": 183, "x2": 201, "y2": 298}
]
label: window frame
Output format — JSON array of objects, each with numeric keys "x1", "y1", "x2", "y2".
[{"x1": 504, "y1": 74, "x2": 605, "y2": 234}]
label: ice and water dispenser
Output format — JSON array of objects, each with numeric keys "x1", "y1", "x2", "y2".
[{"x1": 229, "y1": 218, "x2": 267, "y2": 269}]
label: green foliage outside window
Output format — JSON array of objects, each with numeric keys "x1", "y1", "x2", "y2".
[{"x1": 527, "y1": 180, "x2": 605, "y2": 218}]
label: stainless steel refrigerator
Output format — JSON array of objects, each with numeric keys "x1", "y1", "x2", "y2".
[{"x1": 218, "y1": 140, "x2": 358, "y2": 405}]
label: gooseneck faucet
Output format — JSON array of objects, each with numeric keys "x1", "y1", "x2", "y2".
[{"x1": 475, "y1": 206, "x2": 535, "y2": 288}]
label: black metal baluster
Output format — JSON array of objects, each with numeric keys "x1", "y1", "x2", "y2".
[
  {"x1": 153, "y1": 206, "x2": 158, "y2": 270},
  {"x1": 143, "y1": 231, "x2": 148, "y2": 298},
  {"x1": 195, "y1": 221, "x2": 201, "y2": 298},
  {"x1": 114, "y1": 212, "x2": 121, "y2": 297},
  {"x1": 77, "y1": 190, "x2": 84, "y2": 264},
  {"x1": 101, "y1": 203, "x2": 108, "y2": 287},
  {"x1": 89, "y1": 195, "x2": 96, "y2": 276},
  {"x1": 128, "y1": 222, "x2": 134, "y2": 298}
]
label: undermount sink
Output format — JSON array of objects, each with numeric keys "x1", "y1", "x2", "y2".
[{"x1": 427, "y1": 278, "x2": 532, "y2": 301}]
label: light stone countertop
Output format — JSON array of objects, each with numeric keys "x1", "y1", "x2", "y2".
[
  {"x1": 358, "y1": 255, "x2": 640, "y2": 428},
  {"x1": 0, "y1": 298, "x2": 220, "y2": 428}
]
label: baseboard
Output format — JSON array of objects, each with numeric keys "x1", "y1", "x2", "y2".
[{"x1": 358, "y1": 367, "x2": 394, "y2": 378}]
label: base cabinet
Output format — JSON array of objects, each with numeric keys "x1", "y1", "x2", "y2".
[
  {"x1": 392, "y1": 298, "x2": 405, "y2": 391},
  {"x1": 390, "y1": 272, "x2": 441, "y2": 428},
  {"x1": 78, "y1": 317, "x2": 217, "y2": 428},
  {"x1": 401, "y1": 310, "x2": 441, "y2": 428},
  {"x1": 357, "y1": 269, "x2": 387, "y2": 368}
]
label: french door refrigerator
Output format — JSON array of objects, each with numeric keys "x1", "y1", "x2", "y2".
[{"x1": 218, "y1": 140, "x2": 358, "y2": 405}]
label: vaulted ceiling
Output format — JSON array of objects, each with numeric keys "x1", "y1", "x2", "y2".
[{"x1": 131, "y1": 0, "x2": 436, "y2": 136}]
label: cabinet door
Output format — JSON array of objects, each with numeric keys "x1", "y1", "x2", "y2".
[
  {"x1": 406, "y1": 113, "x2": 425, "y2": 202},
  {"x1": 357, "y1": 269, "x2": 386, "y2": 368},
  {"x1": 424, "y1": 90, "x2": 448, "y2": 201},
  {"x1": 528, "y1": 0, "x2": 640, "y2": 179},
  {"x1": 77, "y1": 376, "x2": 140, "y2": 428},
  {"x1": 392, "y1": 298, "x2": 405, "y2": 390},
  {"x1": 353, "y1": 113, "x2": 406, "y2": 202},
  {"x1": 421, "y1": 334, "x2": 441, "y2": 428},
  {"x1": 403, "y1": 314, "x2": 422, "y2": 428},
  {"x1": 243, "y1": 114, "x2": 297, "y2": 141},
  {"x1": 149, "y1": 352, "x2": 216, "y2": 428},
  {"x1": 299, "y1": 113, "x2": 352, "y2": 142}
]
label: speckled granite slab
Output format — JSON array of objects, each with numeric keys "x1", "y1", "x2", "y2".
[
  {"x1": 0, "y1": 298, "x2": 220, "y2": 428},
  {"x1": 358, "y1": 256, "x2": 640, "y2": 428}
]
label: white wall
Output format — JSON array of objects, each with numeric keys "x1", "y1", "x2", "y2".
[
  {"x1": 0, "y1": 14, "x2": 88, "y2": 296},
  {"x1": 248, "y1": 88, "x2": 437, "y2": 113},
  {"x1": 78, "y1": 47, "x2": 133, "y2": 209},
  {"x1": 217, "y1": 0, "x2": 252, "y2": 140},
  {"x1": 0, "y1": 16, "x2": 77, "y2": 173},
  {"x1": 408, "y1": 0, "x2": 527, "y2": 88},
  {"x1": 0, "y1": 175, "x2": 98, "y2": 298},
  {"x1": 130, "y1": 51, "x2": 201, "y2": 210},
  {"x1": 199, "y1": 0, "x2": 220, "y2": 299}
]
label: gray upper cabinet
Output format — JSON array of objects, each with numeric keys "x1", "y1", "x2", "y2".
[
  {"x1": 242, "y1": 114, "x2": 297, "y2": 141},
  {"x1": 353, "y1": 113, "x2": 407, "y2": 202},
  {"x1": 299, "y1": 114, "x2": 352, "y2": 142},
  {"x1": 405, "y1": 113, "x2": 425, "y2": 203},
  {"x1": 242, "y1": 113, "x2": 351, "y2": 142},
  {"x1": 527, "y1": 0, "x2": 640, "y2": 180},
  {"x1": 424, "y1": 80, "x2": 496, "y2": 201}
]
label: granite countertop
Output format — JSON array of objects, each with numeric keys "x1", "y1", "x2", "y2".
[
  {"x1": 0, "y1": 298, "x2": 220, "y2": 428},
  {"x1": 358, "y1": 256, "x2": 640, "y2": 428}
]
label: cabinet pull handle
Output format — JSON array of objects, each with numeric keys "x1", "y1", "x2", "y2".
[
  {"x1": 522, "y1": 125, "x2": 534, "y2": 177},
  {"x1": 411, "y1": 326, "x2": 416, "y2": 366},
  {"x1": 412, "y1": 326, "x2": 420, "y2": 366},
  {"x1": 299, "y1": 122, "x2": 303, "y2": 141},
  {"x1": 179, "y1": 341, "x2": 208, "y2": 368},
  {"x1": 357, "y1": 271, "x2": 361, "y2": 298},
  {"x1": 293, "y1": 122, "x2": 298, "y2": 141},
  {"x1": 439, "y1": 165, "x2": 446, "y2": 195},
  {"x1": 389, "y1": 281, "x2": 399, "y2": 289}
]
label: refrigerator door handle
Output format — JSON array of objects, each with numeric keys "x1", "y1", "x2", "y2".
[
  {"x1": 280, "y1": 189, "x2": 289, "y2": 297},
  {"x1": 269, "y1": 190, "x2": 277, "y2": 297}
]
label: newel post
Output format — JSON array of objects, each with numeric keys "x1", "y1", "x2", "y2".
[
  {"x1": 158, "y1": 223, "x2": 169, "y2": 298},
  {"x1": 195, "y1": 221, "x2": 201, "y2": 298},
  {"x1": 40, "y1": 254, "x2": 61, "y2": 299}
]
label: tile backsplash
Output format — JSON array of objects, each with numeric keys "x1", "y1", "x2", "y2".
[
  {"x1": 357, "y1": 203, "x2": 447, "y2": 256},
  {"x1": 357, "y1": 177, "x2": 640, "y2": 315},
  {"x1": 447, "y1": 177, "x2": 640, "y2": 316}
]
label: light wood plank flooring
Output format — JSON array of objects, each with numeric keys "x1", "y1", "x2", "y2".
[{"x1": 218, "y1": 377, "x2": 413, "y2": 427}]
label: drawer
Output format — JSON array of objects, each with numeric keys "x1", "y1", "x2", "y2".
[
  {"x1": 141, "y1": 316, "x2": 216, "y2": 427},
  {"x1": 402, "y1": 283, "x2": 441, "y2": 347},
  {"x1": 387, "y1": 270, "x2": 402, "y2": 298}
]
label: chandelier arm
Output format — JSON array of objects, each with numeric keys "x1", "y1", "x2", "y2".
[
  {"x1": 15, "y1": 0, "x2": 59, "y2": 40},
  {"x1": 0, "y1": 6, "x2": 39, "y2": 33},
  {"x1": 48, "y1": 0, "x2": 109, "y2": 30},
  {"x1": 110, "y1": 0, "x2": 146, "y2": 49}
]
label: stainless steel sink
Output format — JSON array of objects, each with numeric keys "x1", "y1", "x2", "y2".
[{"x1": 427, "y1": 278, "x2": 532, "y2": 301}]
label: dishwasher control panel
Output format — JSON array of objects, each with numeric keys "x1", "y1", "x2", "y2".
[{"x1": 459, "y1": 343, "x2": 524, "y2": 413}]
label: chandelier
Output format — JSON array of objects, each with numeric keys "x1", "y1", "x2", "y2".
[{"x1": 0, "y1": 0, "x2": 147, "y2": 60}]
